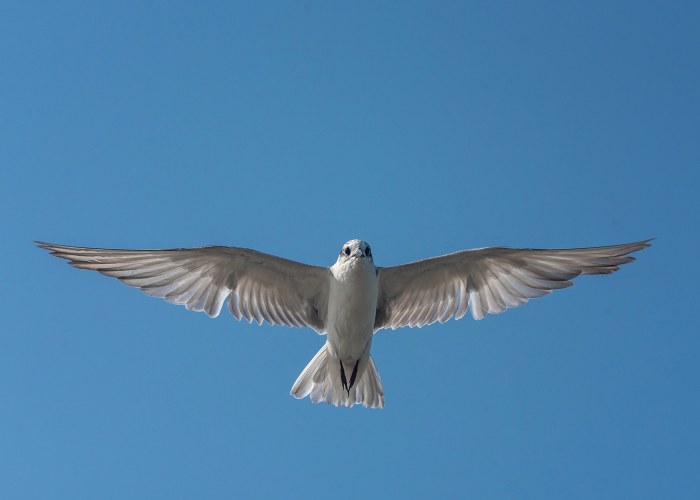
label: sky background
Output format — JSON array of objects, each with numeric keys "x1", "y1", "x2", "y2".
[{"x1": 2, "y1": 1, "x2": 699, "y2": 499}]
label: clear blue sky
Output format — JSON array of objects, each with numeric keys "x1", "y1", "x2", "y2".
[{"x1": 2, "y1": 2, "x2": 698, "y2": 499}]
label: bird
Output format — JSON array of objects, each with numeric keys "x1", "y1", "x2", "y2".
[{"x1": 37, "y1": 238, "x2": 651, "y2": 409}]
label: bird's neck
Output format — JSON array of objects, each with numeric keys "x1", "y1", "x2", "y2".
[{"x1": 331, "y1": 259, "x2": 377, "y2": 283}]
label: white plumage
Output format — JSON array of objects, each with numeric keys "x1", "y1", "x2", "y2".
[{"x1": 38, "y1": 238, "x2": 651, "y2": 409}]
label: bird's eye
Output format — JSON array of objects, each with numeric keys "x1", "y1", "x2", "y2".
[
  {"x1": 365, "y1": 247, "x2": 371, "y2": 257},
  {"x1": 344, "y1": 247, "x2": 350, "y2": 256}
]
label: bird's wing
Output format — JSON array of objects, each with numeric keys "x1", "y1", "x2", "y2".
[
  {"x1": 374, "y1": 240, "x2": 651, "y2": 330},
  {"x1": 38, "y1": 242, "x2": 330, "y2": 333}
]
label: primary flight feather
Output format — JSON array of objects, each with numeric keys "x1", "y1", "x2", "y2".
[{"x1": 38, "y1": 238, "x2": 651, "y2": 408}]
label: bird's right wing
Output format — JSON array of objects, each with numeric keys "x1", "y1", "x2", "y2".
[
  {"x1": 375, "y1": 240, "x2": 651, "y2": 330},
  {"x1": 38, "y1": 242, "x2": 330, "y2": 333}
]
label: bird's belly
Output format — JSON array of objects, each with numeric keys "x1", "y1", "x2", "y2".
[
  {"x1": 327, "y1": 309, "x2": 374, "y2": 361},
  {"x1": 326, "y1": 271, "x2": 377, "y2": 362}
]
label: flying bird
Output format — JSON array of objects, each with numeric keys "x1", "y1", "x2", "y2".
[{"x1": 37, "y1": 238, "x2": 651, "y2": 408}]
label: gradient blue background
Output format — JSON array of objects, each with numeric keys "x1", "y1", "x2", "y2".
[{"x1": 3, "y1": 2, "x2": 698, "y2": 499}]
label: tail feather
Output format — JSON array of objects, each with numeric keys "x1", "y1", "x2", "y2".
[
  {"x1": 352, "y1": 357, "x2": 383, "y2": 408},
  {"x1": 290, "y1": 343, "x2": 384, "y2": 409}
]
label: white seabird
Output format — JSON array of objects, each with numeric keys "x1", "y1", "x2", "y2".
[{"x1": 38, "y1": 238, "x2": 651, "y2": 408}]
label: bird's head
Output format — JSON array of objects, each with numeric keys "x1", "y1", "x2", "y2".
[{"x1": 337, "y1": 239, "x2": 373, "y2": 264}]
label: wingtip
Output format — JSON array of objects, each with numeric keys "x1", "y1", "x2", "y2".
[
  {"x1": 624, "y1": 238, "x2": 653, "y2": 253},
  {"x1": 35, "y1": 241, "x2": 56, "y2": 252},
  {"x1": 637, "y1": 238, "x2": 654, "y2": 251}
]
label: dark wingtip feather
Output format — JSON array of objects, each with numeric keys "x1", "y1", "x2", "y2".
[
  {"x1": 613, "y1": 238, "x2": 653, "y2": 256},
  {"x1": 35, "y1": 241, "x2": 64, "y2": 259}
]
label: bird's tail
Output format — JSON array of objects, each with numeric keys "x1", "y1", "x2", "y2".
[{"x1": 290, "y1": 343, "x2": 384, "y2": 408}]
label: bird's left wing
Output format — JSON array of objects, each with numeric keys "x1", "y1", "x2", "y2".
[
  {"x1": 38, "y1": 242, "x2": 330, "y2": 333},
  {"x1": 374, "y1": 240, "x2": 651, "y2": 330}
]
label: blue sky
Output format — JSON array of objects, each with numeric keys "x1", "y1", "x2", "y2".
[{"x1": 2, "y1": 1, "x2": 698, "y2": 498}]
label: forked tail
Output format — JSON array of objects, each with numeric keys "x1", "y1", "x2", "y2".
[{"x1": 290, "y1": 343, "x2": 384, "y2": 408}]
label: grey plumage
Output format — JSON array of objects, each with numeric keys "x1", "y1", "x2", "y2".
[
  {"x1": 37, "y1": 243, "x2": 329, "y2": 331},
  {"x1": 375, "y1": 240, "x2": 652, "y2": 327}
]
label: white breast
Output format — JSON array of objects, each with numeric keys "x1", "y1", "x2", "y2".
[{"x1": 326, "y1": 259, "x2": 379, "y2": 362}]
